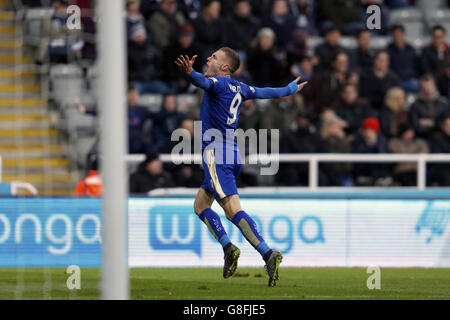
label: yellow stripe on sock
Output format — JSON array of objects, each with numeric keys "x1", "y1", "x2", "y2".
[
  {"x1": 238, "y1": 219, "x2": 261, "y2": 247},
  {"x1": 204, "y1": 219, "x2": 219, "y2": 240}
]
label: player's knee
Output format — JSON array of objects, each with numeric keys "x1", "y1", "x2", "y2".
[
  {"x1": 194, "y1": 199, "x2": 209, "y2": 216},
  {"x1": 225, "y1": 209, "x2": 237, "y2": 221},
  {"x1": 193, "y1": 202, "x2": 203, "y2": 216}
]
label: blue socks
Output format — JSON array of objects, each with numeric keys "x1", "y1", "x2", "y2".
[
  {"x1": 198, "y1": 208, "x2": 271, "y2": 258},
  {"x1": 231, "y1": 210, "x2": 271, "y2": 257},
  {"x1": 198, "y1": 208, "x2": 231, "y2": 248}
]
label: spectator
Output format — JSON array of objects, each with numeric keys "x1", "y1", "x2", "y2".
[
  {"x1": 290, "y1": 55, "x2": 315, "y2": 82},
  {"x1": 76, "y1": 84, "x2": 156, "y2": 154},
  {"x1": 127, "y1": 0, "x2": 148, "y2": 48},
  {"x1": 420, "y1": 25, "x2": 450, "y2": 80},
  {"x1": 279, "y1": 110, "x2": 326, "y2": 185},
  {"x1": 147, "y1": 0, "x2": 185, "y2": 52},
  {"x1": 310, "y1": 51, "x2": 357, "y2": 113},
  {"x1": 261, "y1": 94, "x2": 303, "y2": 135},
  {"x1": 388, "y1": 123, "x2": 429, "y2": 186},
  {"x1": 409, "y1": 74, "x2": 450, "y2": 139},
  {"x1": 164, "y1": 23, "x2": 203, "y2": 93},
  {"x1": 45, "y1": 0, "x2": 83, "y2": 63},
  {"x1": 161, "y1": 119, "x2": 204, "y2": 187},
  {"x1": 74, "y1": 156, "x2": 103, "y2": 197},
  {"x1": 232, "y1": 58, "x2": 252, "y2": 84},
  {"x1": 429, "y1": 113, "x2": 450, "y2": 186},
  {"x1": 246, "y1": 28, "x2": 287, "y2": 87},
  {"x1": 317, "y1": 0, "x2": 363, "y2": 35},
  {"x1": 127, "y1": 0, "x2": 170, "y2": 94},
  {"x1": 192, "y1": 0, "x2": 223, "y2": 59},
  {"x1": 236, "y1": 99, "x2": 263, "y2": 187},
  {"x1": 379, "y1": 86, "x2": 408, "y2": 139},
  {"x1": 330, "y1": 82, "x2": 375, "y2": 135},
  {"x1": 314, "y1": 26, "x2": 346, "y2": 72},
  {"x1": 320, "y1": 115, "x2": 353, "y2": 186},
  {"x1": 387, "y1": 24, "x2": 420, "y2": 93},
  {"x1": 238, "y1": 99, "x2": 263, "y2": 131},
  {"x1": 352, "y1": 117, "x2": 391, "y2": 186},
  {"x1": 151, "y1": 94, "x2": 186, "y2": 151},
  {"x1": 386, "y1": 0, "x2": 411, "y2": 8},
  {"x1": 178, "y1": 0, "x2": 202, "y2": 20},
  {"x1": 286, "y1": 29, "x2": 311, "y2": 67},
  {"x1": 126, "y1": 84, "x2": 156, "y2": 154},
  {"x1": 289, "y1": 0, "x2": 316, "y2": 33},
  {"x1": 262, "y1": 0, "x2": 297, "y2": 51},
  {"x1": 437, "y1": 57, "x2": 450, "y2": 101},
  {"x1": 129, "y1": 152, "x2": 175, "y2": 193},
  {"x1": 290, "y1": 55, "x2": 317, "y2": 113},
  {"x1": 80, "y1": 5, "x2": 97, "y2": 61},
  {"x1": 360, "y1": 50, "x2": 400, "y2": 109},
  {"x1": 139, "y1": 0, "x2": 160, "y2": 20},
  {"x1": 223, "y1": 0, "x2": 260, "y2": 55},
  {"x1": 361, "y1": 0, "x2": 391, "y2": 35},
  {"x1": 242, "y1": 0, "x2": 273, "y2": 20},
  {"x1": 351, "y1": 29, "x2": 374, "y2": 74}
]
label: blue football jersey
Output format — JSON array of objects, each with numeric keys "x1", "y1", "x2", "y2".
[{"x1": 199, "y1": 76, "x2": 257, "y2": 150}]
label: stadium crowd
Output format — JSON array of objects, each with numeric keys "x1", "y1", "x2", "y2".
[{"x1": 25, "y1": 0, "x2": 450, "y2": 191}]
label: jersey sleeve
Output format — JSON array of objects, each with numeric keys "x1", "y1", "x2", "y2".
[
  {"x1": 206, "y1": 76, "x2": 227, "y2": 95},
  {"x1": 188, "y1": 71, "x2": 225, "y2": 94},
  {"x1": 239, "y1": 82, "x2": 258, "y2": 100},
  {"x1": 240, "y1": 81, "x2": 298, "y2": 100}
]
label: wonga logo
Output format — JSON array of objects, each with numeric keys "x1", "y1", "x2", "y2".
[
  {"x1": 416, "y1": 202, "x2": 450, "y2": 244},
  {"x1": 149, "y1": 205, "x2": 201, "y2": 257}
]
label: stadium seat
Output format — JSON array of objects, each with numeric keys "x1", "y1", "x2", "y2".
[
  {"x1": 410, "y1": 37, "x2": 430, "y2": 51},
  {"x1": 340, "y1": 36, "x2": 357, "y2": 50},
  {"x1": 50, "y1": 64, "x2": 85, "y2": 105},
  {"x1": 416, "y1": 0, "x2": 446, "y2": 18},
  {"x1": 309, "y1": 36, "x2": 323, "y2": 51},
  {"x1": 72, "y1": 135, "x2": 97, "y2": 168},
  {"x1": 138, "y1": 94, "x2": 163, "y2": 112},
  {"x1": 23, "y1": 8, "x2": 52, "y2": 47},
  {"x1": 390, "y1": 8, "x2": 426, "y2": 42},
  {"x1": 62, "y1": 107, "x2": 96, "y2": 136},
  {"x1": 176, "y1": 94, "x2": 198, "y2": 107},
  {"x1": 404, "y1": 21, "x2": 426, "y2": 43},
  {"x1": 86, "y1": 64, "x2": 98, "y2": 95},
  {"x1": 425, "y1": 9, "x2": 450, "y2": 42},
  {"x1": 369, "y1": 36, "x2": 390, "y2": 50},
  {"x1": 405, "y1": 92, "x2": 417, "y2": 109},
  {"x1": 390, "y1": 8, "x2": 423, "y2": 22}
]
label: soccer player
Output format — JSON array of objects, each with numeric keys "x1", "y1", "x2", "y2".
[{"x1": 175, "y1": 48, "x2": 307, "y2": 286}]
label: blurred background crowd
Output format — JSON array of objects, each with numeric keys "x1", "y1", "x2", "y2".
[{"x1": 13, "y1": 0, "x2": 450, "y2": 193}]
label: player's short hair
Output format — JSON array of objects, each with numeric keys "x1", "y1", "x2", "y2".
[{"x1": 219, "y1": 47, "x2": 241, "y2": 74}]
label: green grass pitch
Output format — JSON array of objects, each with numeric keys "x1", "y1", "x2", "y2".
[{"x1": 0, "y1": 268, "x2": 449, "y2": 300}]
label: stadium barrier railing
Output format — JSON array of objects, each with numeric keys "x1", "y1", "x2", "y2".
[{"x1": 125, "y1": 153, "x2": 450, "y2": 190}]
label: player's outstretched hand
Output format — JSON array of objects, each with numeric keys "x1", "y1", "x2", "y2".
[
  {"x1": 293, "y1": 76, "x2": 308, "y2": 93},
  {"x1": 174, "y1": 55, "x2": 197, "y2": 74}
]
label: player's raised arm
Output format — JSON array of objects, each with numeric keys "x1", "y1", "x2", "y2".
[
  {"x1": 252, "y1": 77, "x2": 308, "y2": 99},
  {"x1": 174, "y1": 54, "x2": 213, "y2": 90}
]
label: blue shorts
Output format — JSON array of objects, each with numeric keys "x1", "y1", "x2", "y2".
[{"x1": 200, "y1": 148, "x2": 242, "y2": 202}]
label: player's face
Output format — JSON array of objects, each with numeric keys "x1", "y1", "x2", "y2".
[{"x1": 205, "y1": 50, "x2": 226, "y2": 77}]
